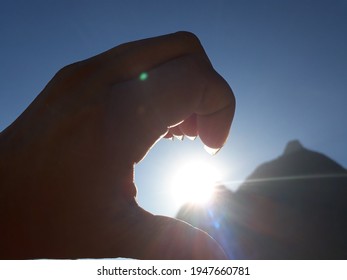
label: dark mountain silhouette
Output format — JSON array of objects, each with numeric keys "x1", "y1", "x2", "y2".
[{"x1": 176, "y1": 140, "x2": 347, "y2": 259}]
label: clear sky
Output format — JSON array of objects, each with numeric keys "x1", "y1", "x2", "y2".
[{"x1": 1, "y1": 0, "x2": 346, "y2": 217}]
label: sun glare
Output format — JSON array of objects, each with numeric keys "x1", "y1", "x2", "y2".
[{"x1": 170, "y1": 160, "x2": 222, "y2": 206}]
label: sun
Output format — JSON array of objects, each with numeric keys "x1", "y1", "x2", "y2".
[{"x1": 170, "y1": 160, "x2": 222, "y2": 206}]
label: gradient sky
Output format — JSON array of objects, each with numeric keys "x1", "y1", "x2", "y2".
[{"x1": 1, "y1": 0, "x2": 346, "y2": 217}]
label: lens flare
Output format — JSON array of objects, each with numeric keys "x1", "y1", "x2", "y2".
[{"x1": 139, "y1": 72, "x2": 148, "y2": 81}]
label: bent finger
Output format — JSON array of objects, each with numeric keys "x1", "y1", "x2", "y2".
[
  {"x1": 85, "y1": 32, "x2": 211, "y2": 84},
  {"x1": 111, "y1": 54, "x2": 235, "y2": 151},
  {"x1": 147, "y1": 56, "x2": 234, "y2": 149}
]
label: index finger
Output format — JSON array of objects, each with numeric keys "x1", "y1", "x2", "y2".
[{"x1": 86, "y1": 32, "x2": 212, "y2": 84}]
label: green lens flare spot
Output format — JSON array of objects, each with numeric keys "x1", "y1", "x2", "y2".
[{"x1": 139, "y1": 72, "x2": 148, "y2": 81}]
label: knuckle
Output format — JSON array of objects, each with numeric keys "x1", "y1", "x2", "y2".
[
  {"x1": 174, "y1": 31, "x2": 201, "y2": 46},
  {"x1": 175, "y1": 31, "x2": 203, "y2": 52},
  {"x1": 174, "y1": 31, "x2": 210, "y2": 65}
]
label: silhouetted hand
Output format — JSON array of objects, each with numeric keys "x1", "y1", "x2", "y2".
[{"x1": 0, "y1": 32, "x2": 235, "y2": 259}]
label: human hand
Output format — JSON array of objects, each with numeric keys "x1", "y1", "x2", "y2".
[{"x1": 0, "y1": 32, "x2": 235, "y2": 259}]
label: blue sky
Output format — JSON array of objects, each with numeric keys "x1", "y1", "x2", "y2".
[{"x1": 1, "y1": 0, "x2": 346, "y2": 216}]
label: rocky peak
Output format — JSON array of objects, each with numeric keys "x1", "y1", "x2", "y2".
[{"x1": 283, "y1": 140, "x2": 304, "y2": 156}]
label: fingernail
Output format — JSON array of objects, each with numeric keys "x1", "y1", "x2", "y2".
[
  {"x1": 204, "y1": 145, "x2": 221, "y2": 155},
  {"x1": 186, "y1": 136, "x2": 197, "y2": 141},
  {"x1": 174, "y1": 135, "x2": 184, "y2": 141}
]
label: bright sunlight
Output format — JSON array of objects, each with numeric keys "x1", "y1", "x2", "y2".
[{"x1": 170, "y1": 160, "x2": 222, "y2": 206}]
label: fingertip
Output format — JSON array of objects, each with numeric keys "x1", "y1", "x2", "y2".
[
  {"x1": 163, "y1": 131, "x2": 174, "y2": 140},
  {"x1": 169, "y1": 125, "x2": 184, "y2": 137},
  {"x1": 197, "y1": 104, "x2": 234, "y2": 150}
]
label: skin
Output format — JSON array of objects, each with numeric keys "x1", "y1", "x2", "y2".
[{"x1": 0, "y1": 32, "x2": 235, "y2": 259}]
